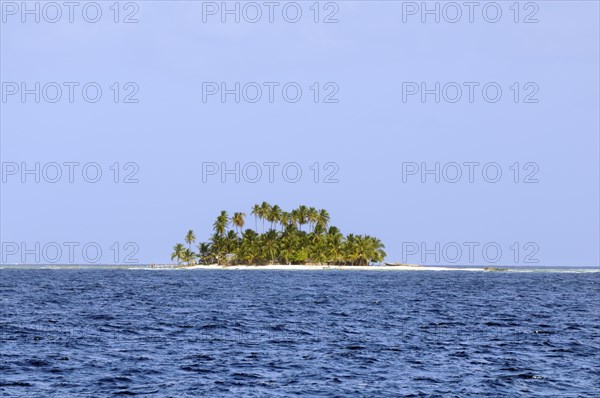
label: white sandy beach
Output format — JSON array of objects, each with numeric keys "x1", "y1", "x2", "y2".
[
  {"x1": 2, "y1": 265, "x2": 596, "y2": 272},
  {"x1": 151, "y1": 264, "x2": 486, "y2": 271},
  {"x1": 147, "y1": 264, "x2": 598, "y2": 272}
]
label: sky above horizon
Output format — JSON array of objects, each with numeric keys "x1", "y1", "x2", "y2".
[{"x1": 1, "y1": 1, "x2": 599, "y2": 266}]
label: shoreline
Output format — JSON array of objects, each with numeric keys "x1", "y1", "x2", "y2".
[
  {"x1": 173, "y1": 264, "x2": 484, "y2": 271},
  {"x1": 149, "y1": 264, "x2": 599, "y2": 272},
  {"x1": 2, "y1": 264, "x2": 597, "y2": 272}
]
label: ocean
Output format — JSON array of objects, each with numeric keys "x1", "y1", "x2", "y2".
[{"x1": 1, "y1": 269, "x2": 599, "y2": 397}]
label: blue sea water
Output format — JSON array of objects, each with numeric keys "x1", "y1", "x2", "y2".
[{"x1": 1, "y1": 269, "x2": 599, "y2": 397}]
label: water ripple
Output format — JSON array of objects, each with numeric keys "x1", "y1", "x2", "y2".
[{"x1": 0, "y1": 270, "x2": 598, "y2": 397}]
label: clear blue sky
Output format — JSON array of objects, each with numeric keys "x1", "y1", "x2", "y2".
[{"x1": 1, "y1": 1, "x2": 599, "y2": 265}]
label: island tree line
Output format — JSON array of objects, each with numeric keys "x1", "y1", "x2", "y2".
[{"x1": 171, "y1": 202, "x2": 386, "y2": 266}]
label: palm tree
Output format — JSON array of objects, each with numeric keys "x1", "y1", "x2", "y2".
[
  {"x1": 354, "y1": 235, "x2": 370, "y2": 266},
  {"x1": 310, "y1": 237, "x2": 328, "y2": 264},
  {"x1": 232, "y1": 212, "x2": 246, "y2": 235},
  {"x1": 326, "y1": 226, "x2": 344, "y2": 264},
  {"x1": 197, "y1": 242, "x2": 212, "y2": 264},
  {"x1": 368, "y1": 236, "x2": 387, "y2": 264},
  {"x1": 316, "y1": 209, "x2": 330, "y2": 231},
  {"x1": 295, "y1": 205, "x2": 309, "y2": 231},
  {"x1": 280, "y1": 211, "x2": 291, "y2": 231},
  {"x1": 261, "y1": 230, "x2": 279, "y2": 263},
  {"x1": 250, "y1": 204, "x2": 261, "y2": 232},
  {"x1": 307, "y1": 207, "x2": 318, "y2": 232},
  {"x1": 237, "y1": 229, "x2": 259, "y2": 264},
  {"x1": 291, "y1": 209, "x2": 300, "y2": 230},
  {"x1": 171, "y1": 243, "x2": 185, "y2": 265},
  {"x1": 238, "y1": 230, "x2": 260, "y2": 265},
  {"x1": 344, "y1": 234, "x2": 358, "y2": 265},
  {"x1": 267, "y1": 205, "x2": 282, "y2": 231},
  {"x1": 242, "y1": 228, "x2": 258, "y2": 242},
  {"x1": 347, "y1": 235, "x2": 385, "y2": 266},
  {"x1": 210, "y1": 233, "x2": 227, "y2": 265},
  {"x1": 213, "y1": 211, "x2": 229, "y2": 236},
  {"x1": 185, "y1": 229, "x2": 196, "y2": 250},
  {"x1": 259, "y1": 201, "x2": 271, "y2": 232},
  {"x1": 226, "y1": 230, "x2": 239, "y2": 253},
  {"x1": 181, "y1": 248, "x2": 196, "y2": 266}
]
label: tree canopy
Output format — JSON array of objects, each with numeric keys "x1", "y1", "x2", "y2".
[{"x1": 171, "y1": 203, "x2": 386, "y2": 266}]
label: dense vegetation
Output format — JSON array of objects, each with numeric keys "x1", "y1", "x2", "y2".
[{"x1": 171, "y1": 202, "x2": 386, "y2": 266}]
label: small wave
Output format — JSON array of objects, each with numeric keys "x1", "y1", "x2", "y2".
[
  {"x1": 97, "y1": 376, "x2": 133, "y2": 384},
  {"x1": 0, "y1": 381, "x2": 33, "y2": 387}
]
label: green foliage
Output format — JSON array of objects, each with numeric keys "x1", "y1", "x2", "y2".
[{"x1": 172, "y1": 203, "x2": 386, "y2": 266}]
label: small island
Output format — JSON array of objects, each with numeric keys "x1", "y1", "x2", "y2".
[{"x1": 171, "y1": 202, "x2": 386, "y2": 267}]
